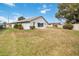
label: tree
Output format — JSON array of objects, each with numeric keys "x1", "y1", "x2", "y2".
[
  {"x1": 0, "y1": 21, "x2": 6, "y2": 29},
  {"x1": 56, "y1": 4, "x2": 79, "y2": 24},
  {"x1": 18, "y1": 16, "x2": 25, "y2": 21},
  {"x1": 14, "y1": 23, "x2": 23, "y2": 30}
]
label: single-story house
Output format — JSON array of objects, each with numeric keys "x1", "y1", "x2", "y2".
[
  {"x1": 6, "y1": 16, "x2": 48, "y2": 30},
  {"x1": 73, "y1": 24, "x2": 79, "y2": 31}
]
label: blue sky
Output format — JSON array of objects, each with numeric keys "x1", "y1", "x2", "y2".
[{"x1": 0, "y1": 3, "x2": 61, "y2": 23}]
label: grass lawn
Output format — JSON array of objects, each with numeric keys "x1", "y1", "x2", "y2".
[{"x1": 0, "y1": 28, "x2": 79, "y2": 56}]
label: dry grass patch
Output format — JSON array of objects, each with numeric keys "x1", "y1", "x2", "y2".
[{"x1": 0, "y1": 28, "x2": 79, "y2": 55}]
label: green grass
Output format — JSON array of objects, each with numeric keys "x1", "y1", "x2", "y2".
[{"x1": 0, "y1": 28, "x2": 79, "y2": 56}]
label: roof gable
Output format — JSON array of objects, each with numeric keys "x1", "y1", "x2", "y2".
[
  {"x1": 30, "y1": 16, "x2": 48, "y2": 24},
  {"x1": 9, "y1": 16, "x2": 48, "y2": 24}
]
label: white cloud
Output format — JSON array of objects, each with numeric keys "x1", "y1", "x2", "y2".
[
  {"x1": 3, "y1": 3, "x2": 15, "y2": 7},
  {"x1": 40, "y1": 4, "x2": 51, "y2": 14},
  {"x1": 40, "y1": 9, "x2": 51, "y2": 14},
  {"x1": 0, "y1": 13, "x2": 28, "y2": 23},
  {"x1": 0, "y1": 13, "x2": 20, "y2": 23},
  {"x1": 0, "y1": 16, "x2": 8, "y2": 22},
  {"x1": 0, "y1": 13, "x2": 30, "y2": 23},
  {"x1": 0, "y1": 16, "x2": 15, "y2": 23},
  {"x1": 12, "y1": 13, "x2": 24, "y2": 20},
  {"x1": 11, "y1": 13, "x2": 29, "y2": 22}
]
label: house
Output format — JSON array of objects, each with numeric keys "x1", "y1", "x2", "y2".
[
  {"x1": 7, "y1": 16, "x2": 48, "y2": 30},
  {"x1": 73, "y1": 24, "x2": 79, "y2": 31},
  {"x1": 48, "y1": 23, "x2": 62, "y2": 28}
]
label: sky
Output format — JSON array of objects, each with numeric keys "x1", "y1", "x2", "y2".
[{"x1": 0, "y1": 3, "x2": 61, "y2": 23}]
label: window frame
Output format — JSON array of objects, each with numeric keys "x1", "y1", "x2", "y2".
[{"x1": 38, "y1": 23, "x2": 44, "y2": 27}]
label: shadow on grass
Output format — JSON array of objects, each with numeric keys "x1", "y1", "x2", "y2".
[{"x1": 0, "y1": 29, "x2": 7, "y2": 34}]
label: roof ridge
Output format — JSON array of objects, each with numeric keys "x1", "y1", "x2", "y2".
[{"x1": 9, "y1": 16, "x2": 48, "y2": 24}]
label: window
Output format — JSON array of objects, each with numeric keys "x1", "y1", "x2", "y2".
[{"x1": 38, "y1": 23, "x2": 44, "y2": 27}]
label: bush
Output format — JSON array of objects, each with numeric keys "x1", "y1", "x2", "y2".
[
  {"x1": 30, "y1": 26, "x2": 35, "y2": 29},
  {"x1": 53, "y1": 24, "x2": 58, "y2": 28},
  {"x1": 14, "y1": 23, "x2": 23, "y2": 30},
  {"x1": 0, "y1": 22, "x2": 6, "y2": 29},
  {"x1": 63, "y1": 23, "x2": 73, "y2": 30},
  {"x1": 0, "y1": 25, "x2": 3, "y2": 29}
]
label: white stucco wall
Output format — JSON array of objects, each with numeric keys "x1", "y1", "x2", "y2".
[
  {"x1": 47, "y1": 24, "x2": 53, "y2": 28},
  {"x1": 22, "y1": 23, "x2": 30, "y2": 30},
  {"x1": 12, "y1": 24, "x2": 15, "y2": 28},
  {"x1": 11, "y1": 23, "x2": 31, "y2": 30},
  {"x1": 57, "y1": 25, "x2": 63, "y2": 28},
  {"x1": 30, "y1": 17, "x2": 48, "y2": 29}
]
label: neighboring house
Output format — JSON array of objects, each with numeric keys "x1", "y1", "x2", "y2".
[
  {"x1": 48, "y1": 23, "x2": 62, "y2": 28},
  {"x1": 73, "y1": 24, "x2": 79, "y2": 31},
  {"x1": 7, "y1": 16, "x2": 48, "y2": 30}
]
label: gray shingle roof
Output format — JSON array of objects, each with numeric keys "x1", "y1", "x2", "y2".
[{"x1": 9, "y1": 16, "x2": 48, "y2": 24}]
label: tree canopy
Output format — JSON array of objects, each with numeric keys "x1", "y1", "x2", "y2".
[
  {"x1": 18, "y1": 16, "x2": 25, "y2": 21},
  {"x1": 56, "y1": 4, "x2": 79, "y2": 23}
]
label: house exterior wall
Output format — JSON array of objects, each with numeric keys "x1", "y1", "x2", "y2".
[
  {"x1": 57, "y1": 25, "x2": 63, "y2": 28},
  {"x1": 6, "y1": 24, "x2": 15, "y2": 28},
  {"x1": 7, "y1": 23, "x2": 31, "y2": 30},
  {"x1": 11, "y1": 24, "x2": 15, "y2": 28},
  {"x1": 47, "y1": 24, "x2": 53, "y2": 28},
  {"x1": 22, "y1": 22, "x2": 30, "y2": 30},
  {"x1": 6, "y1": 24, "x2": 10, "y2": 28},
  {"x1": 73, "y1": 24, "x2": 79, "y2": 31},
  {"x1": 30, "y1": 17, "x2": 48, "y2": 29}
]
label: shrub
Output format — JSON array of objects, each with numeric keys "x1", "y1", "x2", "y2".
[
  {"x1": 63, "y1": 23, "x2": 73, "y2": 30},
  {"x1": 14, "y1": 23, "x2": 23, "y2": 30},
  {"x1": 0, "y1": 22, "x2": 6, "y2": 29},
  {"x1": 0, "y1": 25, "x2": 3, "y2": 29},
  {"x1": 53, "y1": 24, "x2": 58, "y2": 28},
  {"x1": 30, "y1": 26, "x2": 35, "y2": 29}
]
